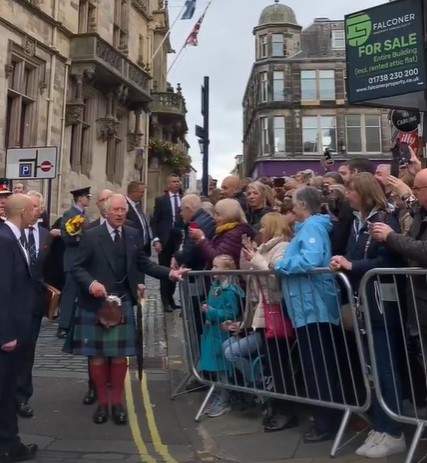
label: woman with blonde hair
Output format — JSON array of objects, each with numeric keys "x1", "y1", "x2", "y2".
[
  {"x1": 189, "y1": 198, "x2": 255, "y2": 267},
  {"x1": 246, "y1": 181, "x2": 275, "y2": 231}
]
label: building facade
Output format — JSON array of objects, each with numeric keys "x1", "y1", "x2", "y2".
[
  {"x1": 242, "y1": 1, "x2": 392, "y2": 178},
  {"x1": 0, "y1": 0, "x2": 188, "y2": 219}
]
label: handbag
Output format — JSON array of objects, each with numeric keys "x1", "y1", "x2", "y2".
[
  {"x1": 257, "y1": 278, "x2": 294, "y2": 340},
  {"x1": 96, "y1": 296, "x2": 125, "y2": 329}
]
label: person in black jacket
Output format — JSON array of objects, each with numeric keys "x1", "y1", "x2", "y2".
[
  {"x1": 0, "y1": 194, "x2": 38, "y2": 462},
  {"x1": 69, "y1": 194, "x2": 187, "y2": 425},
  {"x1": 330, "y1": 173, "x2": 406, "y2": 459},
  {"x1": 151, "y1": 174, "x2": 184, "y2": 312}
]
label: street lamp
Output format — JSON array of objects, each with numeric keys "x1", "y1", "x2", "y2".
[{"x1": 198, "y1": 139, "x2": 204, "y2": 154}]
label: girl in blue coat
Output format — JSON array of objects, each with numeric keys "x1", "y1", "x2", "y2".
[{"x1": 200, "y1": 254, "x2": 243, "y2": 418}]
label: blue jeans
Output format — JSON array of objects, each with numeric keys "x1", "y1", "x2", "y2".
[
  {"x1": 222, "y1": 332, "x2": 263, "y2": 386},
  {"x1": 371, "y1": 325, "x2": 402, "y2": 436}
]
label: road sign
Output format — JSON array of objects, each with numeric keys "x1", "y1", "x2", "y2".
[{"x1": 6, "y1": 146, "x2": 58, "y2": 180}]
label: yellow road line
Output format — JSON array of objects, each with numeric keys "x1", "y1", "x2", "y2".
[
  {"x1": 124, "y1": 372, "x2": 157, "y2": 463},
  {"x1": 141, "y1": 372, "x2": 179, "y2": 463}
]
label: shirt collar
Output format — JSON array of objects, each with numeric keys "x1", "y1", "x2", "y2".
[
  {"x1": 73, "y1": 203, "x2": 85, "y2": 214},
  {"x1": 100, "y1": 216, "x2": 106, "y2": 225},
  {"x1": 169, "y1": 191, "x2": 179, "y2": 198},
  {"x1": 4, "y1": 220, "x2": 22, "y2": 240},
  {"x1": 105, "y1": 220, "x2": 122, "y2": 236}
]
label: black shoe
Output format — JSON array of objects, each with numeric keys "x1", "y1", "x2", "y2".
[
  {"x1": 172, "y1": 304, "x2": 182, "y2": 310},
  {"x1": 56, "y1": 328, "x2": 68, "y2": 339},
  {"x1": 16, "y1": 402, "x2": 34, "y2": 419},
  {"x1": 83, "y1": 388, "x2": 97, "y2": 405},
  {"x1": 93, "y1": 405, "x2": 109, "y2": 424},
  {"x1": 303, "y1": 426, "x2": 334, "y2": 443},
  {"x1": 111, "y1": 404, "x2": 127, "y2": 425},
  {"x1": 1, "y1": 443, "x2": 38, "y2": 462},
  {"x1": 264, "y1": 414, "x2": 298, "y2": 433}
]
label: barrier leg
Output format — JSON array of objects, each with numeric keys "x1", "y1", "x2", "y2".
[
  {"x1": 330, "y1": 409, "x2": 351, "y2": 457},
  {"x1": 405, "y1": 422, "x2": 424, "y2": 463},
  {"x1": 171, "y1": 372, "x2": 205, "y2": 400},
  {"x1": 195, "y1": 384, "x2": 215, "y2": 422}
]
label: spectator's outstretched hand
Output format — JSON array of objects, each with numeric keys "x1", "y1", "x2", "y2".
[
  {"x1": 371, "y1": 223, "x2": 393, "y2": 242},
  {"x1": 387, "y1": 176, "x2": 412, "y2": 197},
  {"x1": 169, "y1": 266, "x2": 190, "y2": 281},
  {"x1": 330, "y1": 255, "x2": 352, "y2": 271},
  {"x1": 189, "y1": 228, "x2": 205, "y2": 242}
]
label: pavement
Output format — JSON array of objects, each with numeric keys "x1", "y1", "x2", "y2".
[{"x1": 20, "y1": 277, "x2": 426, "y2": 462}]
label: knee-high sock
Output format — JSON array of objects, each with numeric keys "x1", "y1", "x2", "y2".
[
  {"x1": 89, "y1": 361, "x2": 109, "y2": 406},
  {"x1": 110, "y1": 360, "x2": 128, "y2": 406}
]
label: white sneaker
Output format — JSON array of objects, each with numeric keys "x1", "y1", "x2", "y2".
[
  {"x1": 356, "y1": 431, "x2": 382, "y2": 456},
  {"x1": 364, "y1": 433, "x2": 406, "y2": 458}
]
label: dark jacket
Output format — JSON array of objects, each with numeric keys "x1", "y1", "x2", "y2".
[
  {"x1": 198, "y1": 222, "x2": 256, "y2": 268},
  {"x1": 234, "y1": 191, "x2": 248, "y2": 214},
  {"x1": 126, "y1": 199, "x2": 153, "y2": 257},
  {"x1": 386, "y1": 208, "x2": 427, "y2": 326},
  {"x1": 247, "y1": 207, "x2": 273, "y2": 232},
  {"x1": 0, "y1": 224, "x2": 33, "y2": 346},
  {"x1": 151, "y1": 193, "x2": 184, "y2": 247},
  {"x1": 72, "y1": 223, "x2": 170, "y2": 311},
  {"x1": 61, "y1": 205, "x2": 86, "y2": 272},
  {"x1": 44, "y1": 216, "x2": 65, "y2": 290},
  {"x1": 175, "y1": 209, "x2": 216, "y2": 269},
  {"x1": 330, "y1": 200, "x2": 354, "y2": 255}
]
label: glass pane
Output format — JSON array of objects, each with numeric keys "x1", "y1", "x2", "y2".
[
  {"x1": 320, "y1": 116, "x2": 336, "y2": 128},
  {"x1": 332, "y1": 30, "x2": 345, "y2": 49},
  {"x1": 301, "y1": 70, "x2": 316, "y2": 79},
  {"x1": 366, "y1": 127, "x2": 381, "y2": 152},
  {"x1": 272, "y1": 34, "x2": 284, "y2": 56},
  {"x1": 319, "y1": 72, "x2": 335, "y2": 100},
  {"x1": 273, "y1": 77, "x2": 284, "y2": 101},
  {"x1": 274, "y1": 116, "x2": 285, "y2": 129},
  {"x1": 303, "y1": 121, "x2": 319, "y2": 152},
  {"x1": 303, "y1": 116, "x2": 318, "y2": 129},
  {"x1": 319, "y1": 70, "x2": 335, "y2": 79},
  {"x1": 347, "y1": 127, "x2": 362, "y2": 152},
  {"x1": 322, "y1": 128, "x2": 336, "y2": 152},
  {"x1": 346, "y1": 115, "x2": 361, "y2": 127},
  {"x1": 365, "y1": 115, "x2": 380, "y2": 127}
]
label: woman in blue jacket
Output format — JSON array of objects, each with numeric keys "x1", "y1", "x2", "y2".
[
  {"x1": 275, "y1": 186, "x2": 343, "y2": 444},
  {"x1": 331, "y1": 173, "x2": 406, "y2": 459}
]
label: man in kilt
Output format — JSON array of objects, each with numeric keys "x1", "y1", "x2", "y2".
[{"x1": 68, "y1": 194, "x2": 187, "y2": 425}]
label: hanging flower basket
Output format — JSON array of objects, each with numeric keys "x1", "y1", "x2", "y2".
[{"x1": 149, "y1": 139, "x2": 192, "y2": 174}]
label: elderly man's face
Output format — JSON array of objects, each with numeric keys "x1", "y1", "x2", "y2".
[
  {"x1": 375, "y1": 166, "x2": 390, "y2": 186},
  {"x1": 181, "y1": 204, "x2": 194, "y2": 224},
  {"x1": 107, "y1": 198, "x2": 127, "y2": 228}
]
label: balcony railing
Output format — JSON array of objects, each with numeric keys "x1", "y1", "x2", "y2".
[
  {"x1": 70, "y1": 33, "x2": 151, "y2": 103},
  {"x1": 150, "y1": 91, "x2": 187, "y2": 117}
]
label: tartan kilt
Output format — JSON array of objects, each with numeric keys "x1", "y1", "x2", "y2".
[{"x1": 67, "y1": 300, "x2": 137, "y2": 357}]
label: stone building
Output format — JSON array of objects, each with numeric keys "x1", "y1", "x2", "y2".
[
  {"x1": 242, "y1": 1, "x2": 392, "y2": 178},
  {"x1": 0, "y1": 0, "x2": 188, "y2": 219}
]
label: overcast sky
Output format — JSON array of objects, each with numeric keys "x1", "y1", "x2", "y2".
[{"x1": 167, "y1": 0, "x2": 384, "y2": 182}]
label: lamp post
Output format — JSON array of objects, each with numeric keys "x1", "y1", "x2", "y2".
[{"x1": 196, "y1": 76, "x2": 210, "y2": 197}]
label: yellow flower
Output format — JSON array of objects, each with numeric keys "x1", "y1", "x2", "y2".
[{"x1": 65, "y1": 215, "x2": 86, "y2": 236}]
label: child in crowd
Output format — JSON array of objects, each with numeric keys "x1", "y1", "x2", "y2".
[{"x1": 199, "y1": 254, "x2": 243, "y2": 418}]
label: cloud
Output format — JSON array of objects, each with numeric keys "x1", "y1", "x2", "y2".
[{"x1": 168, "y1": 0, "x2": 383, "y2": 182}]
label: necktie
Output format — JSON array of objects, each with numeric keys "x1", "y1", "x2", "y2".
[
  {"x1": 27, "y1": 226, "x2": 37, "y2": 266},
  {"x1": 113, "y1": 228, "x2": 121, "y2": 244},
  {"x1": 173, "y1": 194, "x2": 180, "y2": 223}
]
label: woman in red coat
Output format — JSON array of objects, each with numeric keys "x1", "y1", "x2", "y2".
[{"x1": 189, "y1": 198, "x2": 255, "y2": 268}]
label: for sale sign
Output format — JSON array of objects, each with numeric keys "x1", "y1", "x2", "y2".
[{"x1": 345, "y1": 0, "x2": 426, "y2": 105}]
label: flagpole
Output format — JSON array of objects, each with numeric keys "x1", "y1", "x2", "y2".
[
  {"x1": 167, "y1": 43, "x2": 187, "y2": 74},
  {"x1": 152, "y1": 2, "x2": 187, "y2": 61}
]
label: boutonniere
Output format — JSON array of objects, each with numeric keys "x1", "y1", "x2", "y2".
[{"x1": 65, "y1": 215, "x2": 86, "y2": 236}]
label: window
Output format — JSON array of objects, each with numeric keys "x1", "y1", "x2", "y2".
[
  {"x1": 70, "y1": 97, "x2": 95, "y2": 175},
  {"x1": 113, "y1": 0, "x2": 128, "y2": 52},
  {"x1": 260, "y1": 72, "x2": 268, "y2": 102},
  {"x1": 106, "y1": 113, "x2": 126, "y2": 183},
  {"x1": 301, "y1": 70, "x2": 335, "y2": 101},
  {"x1": 332, "y1": 30, "x2": 345, "y2": 49},
  {"x1": 346, "y1": 115, "x2": 381, "y2": 153},
  {"x1": 6, "y1": 57, "x2": 38, "y2": 148},
  {"x1": 274, "y1": 116, "x2": 285, "y2": 153},
  {"x1": 78, "y1": 0, "x2": 96, "y2": 33},
  {"x1": 261, "y1": 117, "x2": 269, "y2": 154},
  {"x1": 273, "y1": 71, "x2": 285, "y2": 101},
  {"x1": 272, "y1": 34, "x2": 285, "y2": 57},
  {"x1": 303, "y1": 116, "x2": 336, "y2": 153},
  {"x1": 259, "y1": 35, "x2": 268, "y2": 58}
]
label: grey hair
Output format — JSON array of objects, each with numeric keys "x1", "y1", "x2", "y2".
[
  {"x1": 293, "y1": 186, "x2": 321, "y2": 214},
  {"x1": 27, "y1": 190, "x2": 45, "y2": 208},
  {"x1": 105, "y1": 193, "x2": 129, "y2": 212},
  {"x1": 182, "y1": 194, "x2": 202, "y2": 211}
]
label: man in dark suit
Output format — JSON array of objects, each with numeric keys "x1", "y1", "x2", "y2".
[
  {"x1": 0, "y1": 194, "x2": 38, "y2": 462},
  {"x1": 151, "y1": 174, "x2": 184, "y2": 312},
  {"x1": 126, "y1": 181, "x2": 152, "y2": 257},
  {"x1": 57, "y1": 187, "x2": 91, "y2": 338},
  {"x1": 71, "y1": 194, "x2": 187, "y2": 425},
  {"x1": 15, "y1": 192, "x2": 51, "y2": 419}
]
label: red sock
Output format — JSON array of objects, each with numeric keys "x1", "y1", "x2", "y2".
[
  {"x1": 110, "y1": 360, "x2": 128, "y2": 405},
  {"x1": 89, "y1": 361, "x2": 109, "y2": 406}
]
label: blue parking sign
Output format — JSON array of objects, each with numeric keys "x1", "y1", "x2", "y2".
[{"x1": 19, "y1": 163, "x2": 33, "y2": 178}]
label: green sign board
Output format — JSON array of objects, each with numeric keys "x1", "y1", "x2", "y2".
[{"x1": 345, "y1": 0, "x2": 426, "y2": 104}]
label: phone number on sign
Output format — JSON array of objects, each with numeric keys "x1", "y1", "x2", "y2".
[{"x1": 368, "y1": 68, "x2": 419, "y2": 84}]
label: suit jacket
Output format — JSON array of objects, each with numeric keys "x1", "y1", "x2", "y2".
[
  {"x1": 61, "y1": 205, "x2": 86, "y2": 272},
  {"x1": 0, "y1": 224, "x2": 33, "y2": 346},
  {"x1": 126, "y1": 200, "x2": 152, "y2": 257},
  {"x1": 72, "y1": 223, "x2": 170, "y2": 311},
  {"x1": 151, "y1": 193, "x2": 183, "y2": 247}
]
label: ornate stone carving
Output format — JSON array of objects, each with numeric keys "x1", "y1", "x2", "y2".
[
  {"x1": 96, "y1": 39, "x2": 122, "y2": 72},
  {"x1": 4, "y1": 64, "x2": 14, "y2": 79},
  {"x1": 132, "y1": 0, "x2": 149, "y2": 15},
  {"x1": 127, "y1": 131, "x2": 143, "y2": 152},
  {"x1": 23, "y1": 36, "x2": 36, "y2": 56},
  {"x1": 65, "y1": 102, "x2": 85, "y2": 126},
  {"x1": 97, "y1": 116, "x2": 120, "y2": 141},
  {"x1": 128, "y1": 62, "x2": 148, "y2": 91}
]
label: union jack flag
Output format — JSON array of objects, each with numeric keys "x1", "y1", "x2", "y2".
[
  {"x1": 185, "y1": 13, "x2": 206, "y2": 47},
  {"x1": 399, "y1": 131, "x2": 418, "y2": 147}
]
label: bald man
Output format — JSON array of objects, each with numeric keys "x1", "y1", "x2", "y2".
[
  {"x1": 221, "y1": 175, "x2": 247, "y2": 212},
  {"x1": 0, "y1": 194, "x2": 38, "y2": 461}
]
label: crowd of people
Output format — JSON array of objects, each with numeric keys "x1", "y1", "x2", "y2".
[{"x1": 1, "y1": 148, "x2": 427, "y2": 461}]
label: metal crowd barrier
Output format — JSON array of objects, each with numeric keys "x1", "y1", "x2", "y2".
[
  {"x1": 360, "y1": 268, "x2": 427, "y2": 463},
  {"x1": 175, "y1": 268, "x2": 371, "y2": 457}
]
